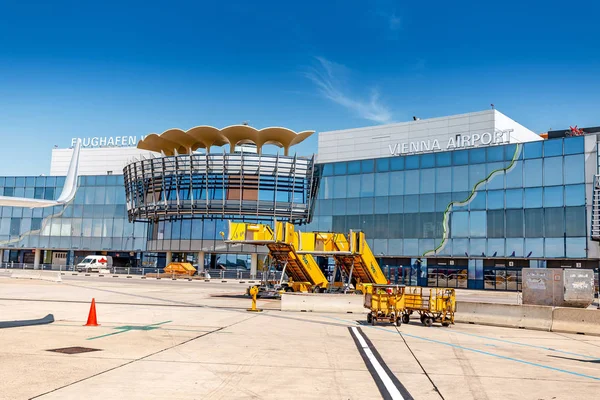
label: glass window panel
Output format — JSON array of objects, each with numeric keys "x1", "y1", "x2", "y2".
[
  {"x1": 436, "y1": 167, "x2": 452, "y2": 193},
  {"x1": 71, "y1": 218, "x2": 82, "y2": 236},
  {"x1": 524, "y1": 159, "x2": 542, "y2": 187},
  {"x1": 333, "y1": 162, "x2": 347, "y2": 175},
  {"x1": 347, "y1": 175, "x2": 360, "y2": 198},
  {"x1": 486, "y1": 146, "x2": 504, "y2": 162},
  {"x1": 390, "y1": 157, "x2": 404, "y2": 171},
  {"x1": 544, "y1": 186, "x2": 564, "y2": 207},
  {"x1": 92, "y1": 219, "x2": 103, "y2": 237},
  {"x1": 453, "y1": 150, "x2": 469, "y2": 165},
  {"x1": 361, "y1": 160, "x2": 374, "y2": 173},
  {"x1": 451, "y1": 211, "x2": 468, "y2": 237},
  {"x1": 525, "y1": 238, "x2": 544, "y2": 257},
  {"x1": 404, "y1": 214, "x2": 421, "y2": 238},
  {"x1": 436, "y1": 152, "x2": 451, "y2": 167},
  {"x1": 420, "y1": 153, "x2": 435, "y2": 168},
  {"x1": 452, "y1": 166, "x2": 469, "y2": 192},
  {"x1": 564, "y1": 154, "x2": 585, "y2": 184},
  {"x1": 375, "y1": 173, "x2": 389, "y2": 196},
  {"x1": 543, "y1": 156, "x2": 563, "y2": 186},
  {"x1": 435, "y1": 193, "x2": 452, "y2": 212},
  {"x1": 388, "y1": 214, "x2": 403, "y2": 238},
  {"x1": 452, "y1": 238, "x2": 469, "y2": 256},
  {"x1": 564, "y1": 136, "x2": 584, "y2": 155},
  {"x1": 405, "y1": 155, "x2": 419, "y2": 170},
  {"x1": 469, "y1": 148, "x2": 486, "y2": 164},
  {"x1": 346, "y1": 198, "x2": 360, "y2": 215},
  {"x1": 485, "y1": 162, "x2": 505, "y2": 190},
  {"x1": 506, "y1": 238, "x2": 524, "y2": 257},
  {"x1": 389, "y1": 171, "x2": 404, "y2": 196},
  {"x1": 359, "y1": 215, "x2": 375, "y2": 238},
  {"x1": 388, "y1": 196, "x2": 403, "y2": 214},
  {"x1": 420, "y1": 169, "x2": 435, "y2": 194},
  {"x1": 404, "y1": 195, "x2": 419, "y2": 213},
  {"x1": 317, "y1": 199, "x2": 332, "y2": 216},
  {"x1": 487, "y1": 210, "x2": 504, "y2": 238},
  {"x1": 470, "y1": 238, "x2": 486, "y2": 256},
  {"x1": 506, "y1": 209, "x2": 523, "y2": 238},
  {"x1": 419, "y1": 239, "x2": 435, "y2": 256},
  {"x1": 470, "y1": 211, "x2": 486, "y2": 237},
  {"x1": 373, "y1": 214, "x2": 389, "y2": 238},
  {"x1": 524, "y1": 209, "x2": 544, "y2": 237},
  {"x1": 15, "y1": 177, "x2": 25, "y2": 187},
  {"x1": 524, "y1": 141, "x2": 542, "y2": 159},
  {"x1": 113, "y1": 219, "x2": 124, "y2": 237},
  {"x1": 404, "y1": 239, "x2": 419, "y2": 256},
  {"x1": 359, "y1": 198, "x2": 374, "y2": 214},
  {"x1": 333, "y1": 176, "x2": 347, "y2": 199},
  {"x1": 404, "y1": 170, "x2": 419, "y2": 195},
  {"x1": 469, "y1": 190, "x2": 486, "y2": 210},
  {"x1": 360, "y1": 174, "x2": 374, "y2": 197},
  {"x1": 524, "y1": 187, "x2": 542, "y2": 208},
  {"x1": 544, "y1": 139, "x2": 563, "y2": 157},
  {"x1": 374, "y1": 197, "x2": 389, "y2": 214},
  {"x1": 565, "y1": 207, "x2": 586, "y2": 237},
  {"x1": 506, "y1": 189, "x2": 523, "y2": 208},
  {"x1": 487, "y1": 238, "x2": 505, "y2": 257},
  {"x1": 332, "y1": 199, "x2": 346, "y2": 216},
  {"x1": 487, "y1": 190, "x2": 504, "y2": 210},
  {"x1": 565, "y1": 184, "x2": 585, "y2": 206},
  {"x1": 505, "y1": 160, "x2": 523, "y2": 188},
  {"x1": 14, "y1": 188, "x2": 24, "y2": 197},
  {"x1": 545, "y1": 238, "x2": 564, "y2": 258},
  {"x1": 103, "y1": 219, "x2": 113, "y2": 237},
  {"x1": 322, "y1": 164, "x2": 333, "y2": 176},
  {"x1": 347, "y1": 161, "x2": 361, "y2": 174},
  {"x1": 376, "y1": 158, "x2": 390, "y2": 172},
  {"x1": 420, "y1": 194, "x2": 435, "y2": 212},
  {"x1": 545, "y1": 207, "x2": 564, "y2": 237},
  {"x1": 566, "y1": 237, "x2": 586, "y2": 258}
]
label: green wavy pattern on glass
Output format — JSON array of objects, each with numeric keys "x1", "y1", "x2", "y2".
[{"x1": 423, "y1": 144, "x2": 522, "y2": 257}]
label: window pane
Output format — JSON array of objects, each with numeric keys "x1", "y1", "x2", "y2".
[
  {"x1": 404, "y1": 195, "x2": 419, "y2": 213},
  {"x1": 374, "y1": 197, "x2": 389, "y2": 214},
  {"x1": 390, "y1": 157, "x2": 404, "y2": 171},
  {"x1": 506, "y1": 189, "x2": 523, "y2": 208},
  {"x1": 543, "y1": 156, "x2": 563, "y2": 186},
  {"x1": 524, "y1": 141, "x2": 542, "y2": 158},
  {"x1": 360, "y1": 174, "x2": 374, "y2": 197},
  {"x1": 333, "y1": 176, "x2": 347, "y2": 199},
  {"x1": 376, "y1": 158, "x2": 390, "y2": 172},
  {"x1": 404, "y1": 214, "x2": 420, "y2": 238},
  {"x1": 333, "y1": 162, "x2": 347, "y2": 175},
  {"x1": 544, "y1": 139, "x2": 563, "y2": 157},
  {"x1": 420, "y1": 169, "x2": 435, "y2": 194},
  {"x1": 346, "y1": 198, "x2": 360, "y2": 215},
  {"x1": 421, "y1": 153, "x2": 435, "y2": 168},
  {"x1": 486, "y1": 162, "x2": 505, "y2": 190},
  {"x1": 404, "y1": 170, "x2": 419, "y2": 195},
  {"x1": 524, "y1": 159, "x2": 542, "y2": 187},
  {"x1": 375, "y1": 173, "x2": 389, "y2": 196},
  {"x1": 487, "y1": 210, "x2": 504, "y2": 238},
  {"x1": 525, "y1": 238, "x2": 544, "y2": 257},
  {"x1": 565, "y1": 184, "x2": 585, "y2": 206},
  {"x1": 469, "y1": 164, "x2": 486, "y2": 188},
  {"x1": 436, "y1": 167, "x2": 452, "y2": 193},
  {"x1": 420, "y1": 194, "x2": 435, "y2": 212},
  {"x1": 524, "y1": 209, "x2": 543, "y2": 237},
  {"x1": 469, "y1": 190, "x2": 486, "y2": 210},
  {"x1": 506, "y1": 238, "x2": 524, "y2": 257},
  {"x1": 487, "y1": 238, "x2": 505, "y2": 257},
  {"x1": 506, "y1": 160, "x2": 523, "y2": 188},
  {"x1": 566, "y1": 237, "x2": 586, "y2": 258},
  {"x1": 545, "y1": 207, "x2": 564, "y2": 237},
  {"x1": 470, "y1": 238, "x2": 486, "y2": 256},
  {"x1": 451, "y1": 212, "x2": 468, "y2": 237},
  {"x1": 469, "y1": 148, "x2": 486, "y2": 164},
  {"x1": 361, "y1": 160, "x2": 374, "y2": 173},
  {"x1": 566, "y1": 207, "x2": 586, "y2": 236},
  {"x1": 470, "y1": 211, "x2": 486, "y2": 237},
  {"x1": 564, "y1": 136, "x2": 584, "y2": 155},
  {"x1": 360, "y1": 198, "x2": 374, "y2": 214},
  {"x1": 506, "y1": 209, "x2": 523, "y2": 237},
  {"x1": 452, "y1": 166, "x2": 469, "y2": 192},
  {"x1": 564, "y1": 154, "x2": 585, "y2": 184},
  {"x1": 453, "y1": 150, "x2": 469, "y2": 165},
  {"x1": 388, "y1": 214, "x2": 404, "y2": 238},
  {"x1": 332, "y1": 199, "x2": 346, "y2": 216},
  {"x1": 524, "y1": 187, "x2": 542, "y2": 208},
  {"x1": 436, "y1": 152, "x2": 451, "y2": 167},
  {"x1": 404, "y1": 155, "x2": 418, "y2": 169},
  {"x1": 347, "y1": 175, "x2": 360, "y2": 198},
  {"x1": 487, "y1": 146, "x2": 504, "y2": 162},
  {"x1": 545, "y1": 238, "x2": 564, "y2": 258},
  {"x1": 389, "y1": 171, "x2": 404, "y2": 196},
  {"x1": 544, "y1": 186, "x2": 564, "y2": 207},
  {"x1": 347, "y1": 161, "x2": 361, "y2": 174},
  {"x1": 389, "y1": 196, "x2": 403, "y2": 214},
  {"x1": 322, "y1": 164, "x2": 333, "y2": 176},
  {"x1": 435, "y1": 193, "x2": 452, "y2": 212},
  {"x1": 487, "y1": 190, "x2": 504, "y2": 210}
]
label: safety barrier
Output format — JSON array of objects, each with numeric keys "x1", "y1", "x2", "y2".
[
  {"x1": 10, "y1": 270, "x2": 62, "y2": 283},
  {"x1": 455, "y1": 302, "x2": 553, "y2": 331},
  {"x1": 551, "y1": 307, "x2": 600, "y2": 335},
  {"x1": 281, "y1": 293, "x2": 366, "y2": 313}
]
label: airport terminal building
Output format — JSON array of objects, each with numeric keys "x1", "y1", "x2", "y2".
[{"x1": 1, "y1": 110, "x2": 599, "y2": 290}]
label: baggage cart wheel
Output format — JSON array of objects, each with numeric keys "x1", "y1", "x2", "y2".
[
  {"x1": 402, "y1": 314, "x2": 410, "y2": 324},
  {"x1": 420, "y1": 314, "x2": 426, "y2": 323},
  {"x1": 313, "y1": 286, "x2": 322, "y2": 293},
  {"x1": 395, "y1": 316, "x2": 401, "y2": 327},
  {"x1": 424, "y1": 317, "x2": 433, "y2": 327},
  {"x1": 442, "y1": 322, "x2": 451, "y2": 327},
  {"x1": 285, "y1": 287, "x2": 293, "y2": 292},
  {"x1": 367, "y1": 313, "x2": 373, "y2": 324},
  {"x1": 371, "y1": 316, "x2": 376, "y2": 326}
]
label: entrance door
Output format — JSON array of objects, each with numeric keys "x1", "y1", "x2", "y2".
[{"x1": 52, "y1": 252, "x2": 67, "y2": 266}]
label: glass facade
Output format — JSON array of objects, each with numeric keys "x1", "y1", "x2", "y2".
[{"x1": 307, "y1": 136, "x2": 588, "y2": 260}]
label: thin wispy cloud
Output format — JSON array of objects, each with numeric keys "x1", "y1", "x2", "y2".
[{"x1": 304, "y1": 57, "x2": 393, "y2": 124}]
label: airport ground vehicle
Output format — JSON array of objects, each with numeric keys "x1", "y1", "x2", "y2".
[
  {"x1": 226, "y1": 221, "x2": 330, "y2": 293},
  {"x1": 297, "y1": 230, "x2": 388, "y2": 293},
  {"x1": 402, "y1": 287, "x2": 456, "y2": 327},
  {"x1": 364, "y1": 284, "x2": 405, "y2": 326},
  {"x1": 76, "y1": 255, "x2": 113, "y2": 272},
  {"x1": 164, "y1": 262, "x2": 196, "y2": 276}
]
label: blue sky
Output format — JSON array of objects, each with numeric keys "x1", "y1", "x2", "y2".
[{"x1": 0, "y1": 0, "x2": 599, "y2": 175}]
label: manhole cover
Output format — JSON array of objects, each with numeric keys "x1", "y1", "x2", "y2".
[{"x1": 47, "y1": 347, "x2": 101, "y2": 355}]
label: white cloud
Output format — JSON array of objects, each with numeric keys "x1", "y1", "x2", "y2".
[
  {"x1": 305, "y1": 57, "x2": 393, "y2": 124},
  {"x1": 388, "y1": 13, "x2": 401, "y2": 31}
]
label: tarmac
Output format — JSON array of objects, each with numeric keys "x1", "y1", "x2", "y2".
[{"x1": 1, "y1": 273, "x2": 599, "y2": 399}]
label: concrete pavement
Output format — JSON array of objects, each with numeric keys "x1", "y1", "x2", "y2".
[{"x1": 1, "y1": 275, "x2": 599, "y2": 399}]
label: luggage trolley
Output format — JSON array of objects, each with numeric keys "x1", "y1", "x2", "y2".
[
  {"x1": 402, "y1": 287, "x2": 456, "y2": 327},
  {"x1": 364, "y1": 284, "x2": 405, "y2": 326}
]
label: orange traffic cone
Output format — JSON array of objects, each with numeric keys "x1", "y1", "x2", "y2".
[{"x1": 84, "y1": 298, "x2": 100, "y2": 326}]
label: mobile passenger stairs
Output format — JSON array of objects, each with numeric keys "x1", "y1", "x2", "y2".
[{"x1": 225, "y1": 221, "x2": 329, "y2": 296}]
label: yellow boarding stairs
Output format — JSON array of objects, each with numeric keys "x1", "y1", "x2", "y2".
[
  {"x1": 226, "y1": 221, "x2": 329, "y2": 293},
  {"x1": 297, "y1": 230, "x2": 388, "y2": 294}
]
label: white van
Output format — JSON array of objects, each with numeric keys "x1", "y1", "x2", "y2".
[{"x1": 76, "y1": 256, "x2": 113, "y2": 272}]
